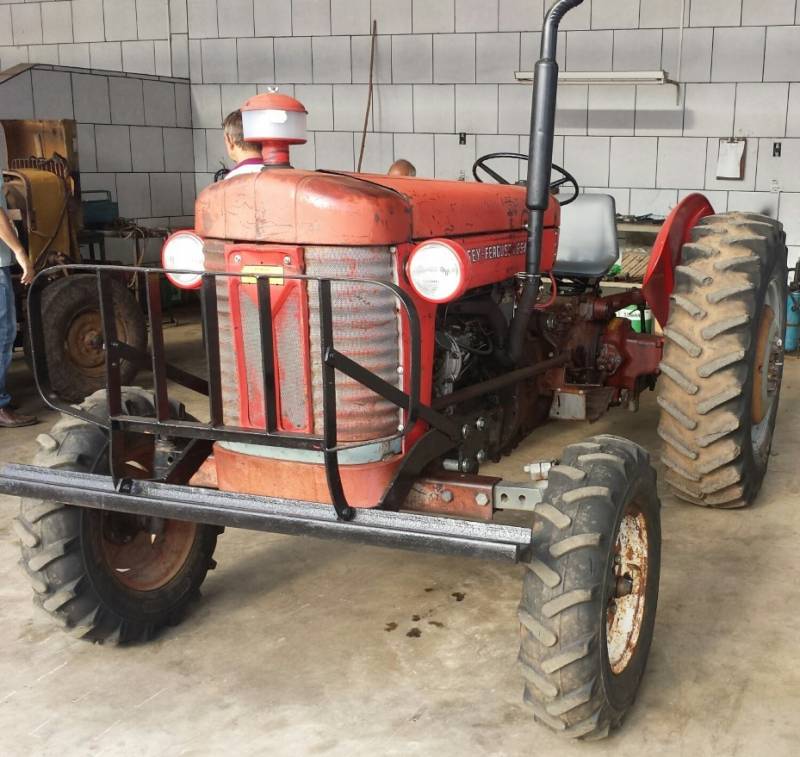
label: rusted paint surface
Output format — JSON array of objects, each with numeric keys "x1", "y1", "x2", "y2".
[
  {"x1": 642, "y1": 192, "x2": 715, "y2": 327},
  {"x1": 195, "y1": 169, "x2": 560, "y2": 248},
  {"x1": 601, "y1": 318, "x2": 664, "y2": 393},
  {"x1": 188, "y1": 455, "x2": 219, "y2": 488},
  {"x1": 213, "y1": 443, "x2": 403, "y2": 508},
  {"x1": 607, "y1": 506, "x2": 650, "y2": 675},
  {"x1": 404, "y1": 473, "x2": 501, "y2": 521}
]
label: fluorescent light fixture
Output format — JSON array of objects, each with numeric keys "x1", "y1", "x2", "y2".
[{"x1": 514, "y1": 70, "x2": 674, "y2": 86}]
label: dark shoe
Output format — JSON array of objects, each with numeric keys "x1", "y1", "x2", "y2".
[{"x1": 0, "y1": 407, "x2": 38, "y2": 428}]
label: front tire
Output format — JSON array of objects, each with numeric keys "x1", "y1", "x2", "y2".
[
  {"x1": 657, "y1": 213, "x2": 787, "y2": 507},
  {"x1": 517, "y1": 435, "x2": 661, "y2": 740},
  {"x1": 13, "y1": 388, "x2": 219, "y2": 644}
]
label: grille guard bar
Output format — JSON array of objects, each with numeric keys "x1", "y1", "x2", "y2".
[
  {"x1": 0, "y1": 464, "x2": 532, "y2": 562},
  {"x1": 25, "y1": 264, "x2": 462, "y2": 522}
]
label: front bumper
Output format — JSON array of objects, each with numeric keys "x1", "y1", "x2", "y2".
[{"x1": 0, "y1": 464, "x2": 533, "y2": 563}]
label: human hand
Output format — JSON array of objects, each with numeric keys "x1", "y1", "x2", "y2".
[{"x1": 16, "y1": 253, "x2": 34, "y2": 285}]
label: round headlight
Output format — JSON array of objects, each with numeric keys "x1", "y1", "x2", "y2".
[
  {"x1": 162, "y1": 231, "x2": 205, "y2": 289},
  {"x1": 406, "y1": 240, "x2": 466, "y2": 303}
]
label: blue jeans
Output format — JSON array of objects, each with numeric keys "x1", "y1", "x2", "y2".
[{"x1": 0, "y1": 267, "x2": 16, "y2": 409}]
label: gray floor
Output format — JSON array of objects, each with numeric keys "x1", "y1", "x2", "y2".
[{"x1": 1, "y1": 322, "x2": 798, "y2": 756}]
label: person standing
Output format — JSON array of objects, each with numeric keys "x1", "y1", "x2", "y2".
[
  {"x1": 222, "y1": 110, "x2": 264, "y2": 180},
  {"x1": 0, "y1": 173, "x2": 37, "y2": 427}
]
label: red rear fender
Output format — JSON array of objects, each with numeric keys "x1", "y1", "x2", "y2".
[{"x1": 642, "y1": 193, "x2": 715, "y2": 327}]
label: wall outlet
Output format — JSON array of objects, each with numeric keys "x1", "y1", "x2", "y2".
[
  {"x1": 769, "y1": 179, "x2": 781, "y2": 194},
  {"x1": 459, "y1": 132, "x2": 467, "y2": 145}
]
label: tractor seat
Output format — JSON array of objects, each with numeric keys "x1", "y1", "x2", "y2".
[{"x1": 552, "y1": 193, "x2": 619, "y2": 279}]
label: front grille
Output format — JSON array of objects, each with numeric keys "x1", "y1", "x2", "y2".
[
  {"x1": 305, "y1": 246, "x2": 401, "y2": 441},
  {"x1": 204, "y1": 240, "x2": 239, "y2": 426},
  {"x1": 204, "y1": 240, "x2": 402, "y2": 442}
]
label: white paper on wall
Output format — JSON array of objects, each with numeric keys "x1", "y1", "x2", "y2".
[{"x1": 716, "y1": 138, "x2": 746, "y2": 180}]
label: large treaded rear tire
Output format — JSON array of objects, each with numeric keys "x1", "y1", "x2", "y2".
[
  {"x1": 13, "y1": 388, "x2": 219, "y2": 644},
  {"x1": 517, "y1": 435, "x2": 661, "y2": 740},
  {"x1": 38, "y1": 275, "x2": 146, "y2": 403},
  {"x1": 657, "y1": 212, "x2": 787, "y2": 508}
]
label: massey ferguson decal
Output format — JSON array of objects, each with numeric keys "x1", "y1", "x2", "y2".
[{"x1": 465, "y1": 239, "x2": 526, "y2": 264}]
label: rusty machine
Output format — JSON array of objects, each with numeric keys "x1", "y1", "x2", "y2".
[
  {"x1": 1, "y1": 119, "x2": 145, "y2": 401},
  {"x1": 0, "y1": 0, "x2": 787, "y2": 740}
]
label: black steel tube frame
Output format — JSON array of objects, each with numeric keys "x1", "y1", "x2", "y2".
[
  {"x1": 25, "y1": 264, "x2": 462, "y2": 523},
  {"x1": 509, "y1": 0, "x2": 584, "y2": 364},
  {"x1": 0, "y1": 464, "x2": 533, "y2": 562}
]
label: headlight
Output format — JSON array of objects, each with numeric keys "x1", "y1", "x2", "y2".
[
  {"x1": 162, "y1": 231, "x2": 205, "y2": 289},
  {"x1": 406, "y1": 240, "x2": 467, "y2": 304}
]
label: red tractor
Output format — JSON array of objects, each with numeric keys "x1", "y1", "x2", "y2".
[{"x1": 1, "y1": 0, "x2": 787, "y2": 741}]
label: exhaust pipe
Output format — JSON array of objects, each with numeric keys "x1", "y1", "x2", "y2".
[{"x1": 509, "y1": 0, "x2": 584, "y2": 363}]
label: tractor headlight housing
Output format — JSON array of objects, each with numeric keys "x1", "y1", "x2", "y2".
[
  {"x1": 406, "y1": 239, "x2": 467, "y2": 304},
  {"x1": 162, "y1": 231, "x2": 205, "y2": 290}
]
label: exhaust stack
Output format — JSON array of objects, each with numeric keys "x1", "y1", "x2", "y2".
[{"x1": 509, "y1": 0, "x2": 585, "y2": 363}]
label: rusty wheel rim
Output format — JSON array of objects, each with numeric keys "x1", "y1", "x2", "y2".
[
  {"x1": 606, "y1": 506, "x2": 649, "y2": 676},
  {"x1": 97, "y1": 514, "x2": 198, "y2": 592},
  {"x1": 751, "y1": 279, "x2": 783, "y2": 456},
  {"x1": 65, "y1": 311, "x2": 128, "y2": 378}
]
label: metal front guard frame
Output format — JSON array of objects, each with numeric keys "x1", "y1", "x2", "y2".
[{"x1": 24, "y1": 264, "x2": 463, "y2": 522}]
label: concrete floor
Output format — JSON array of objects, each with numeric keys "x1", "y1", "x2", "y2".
[{"x1": 0, "y1": 320, "x2": 799, "y2": 757}]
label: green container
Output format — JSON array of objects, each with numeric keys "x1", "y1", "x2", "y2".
[{"x1": 616, "y1": 305, "x2": 653, "y2": 334}]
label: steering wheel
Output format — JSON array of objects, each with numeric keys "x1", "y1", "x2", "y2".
[{"x1": 472, "y1": 152, "x2": 580, "y2": 206}]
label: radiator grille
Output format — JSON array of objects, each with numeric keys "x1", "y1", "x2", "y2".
[
  {"x1": 204, "y1": 240, "x2": 239, "y2": 426},
  {"x1": 305, "y1": 246, "x2": 401, "y2": 441},
  {"x1": 204, "y1": 241, "x2": 401, "y2": 443}
]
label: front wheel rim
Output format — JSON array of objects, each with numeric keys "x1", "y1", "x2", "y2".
[
  {"x1": 606, "y1": 505, "x2": 650, "y2": 675},
  {"x1": 95, "y1": 513, "x2": 198, "y2": 592}
]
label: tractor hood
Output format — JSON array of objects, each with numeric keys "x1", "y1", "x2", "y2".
[{"x1": 194, "y1": 169, "x2": 541, "y2": 246}]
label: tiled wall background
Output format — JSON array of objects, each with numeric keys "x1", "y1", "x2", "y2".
[
  {"x1": 0, "y1": 65, "x2": 195, "y2": 227},
  {"x1": 0, "y1": 0, "x2": 187, "y2": 78},
  {"x1": 1, "y1": 0, "x2": 799, "y2": 265}
]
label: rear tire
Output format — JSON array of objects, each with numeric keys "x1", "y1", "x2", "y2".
[
  {"x1": 657, "y1": 213, "x2": 787, "y2": 507},
  {"x1": 38, "y1": 275, "x2": 146, "y2": 404},
  {"x1": 13, "y1": 388, "x2": 219, "y2": 644},
  {"x1": 517, "y1": 435, "x2": 661, "y2": 740}
]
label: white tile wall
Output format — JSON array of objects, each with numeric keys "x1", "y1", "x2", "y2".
[
  {"x1": 592, "y1": 0, "x2": 639, "y2": 31},
  {"x1": 455, "y1": 84, "x2": 498, "y2": 133},
  {"x1": 104, "y1": 0, "x2": 138, "y2": 43},
  {"x1": 734, "y1": 83, "x2": 788, "y2": 137},
  {"x1": 690, "y1": 0, "x2": 742, "y2": 28},
  {"x1": 4, "y1": 0, "x2": 800, "y2": 236},
  {"x1": 456, "y1": 0, "x2": 498, "y2": 33},
  {"x1": 612, "y1": 29, "x2": 661, "y2": 72},
  {"x1": 742, "y1": 0, "x2": 794, "y2": 26},
  {"x1": 332, "y1": 0, "x2": 370, "y2": 36},
  {"x1": 433, "y1": 34, "x2": 475, "y2": 83},
  {"x1": 254, "y1": 0, "x2": 292, "y2": 37},
  {"x1": 12, "y1": 4, "x2": 43, "y2": 47},
  {"x1": 0, "y1": 7, "x2": 12, "y2": 49},
  {"x1": 237, "y1": 38, "x2": 274, "y2": 83},
  {"x1": 609, "y1": 136, "x2": 657, "y2": 188},
  {"x1": 711, "y1": 26, "x2": 765, "y2": 83},
  {"x1": 476, "y1": 33, "x2": 519, "y2": 83},
  {"x1": 392, "y1": 35, "x2": 433, "y2": 84},
  {"x1": 312, "y1": 37, "x2": 351, "y2": 84},
  {"x1": 587, "y1": 85, "x2": 634, "y2": 135},
  {"x1": 764, "y1": 26, "x2": 800, "y2": 82},
  {"x1": 72, "y1": 0, "x2": 105, "y2": 43},
  {"x1": 656, "y1": 137, "x2": 707, "y2": 188},
  {"x1": 414, "y1": 0, "x2": 454, "y2": 34},
  {"x1": 217, "y1": 0, "x2": 254, "y2": 38},
  {"x1": 415, "y1": 84, "x2": 455, "y2": 132},
  {"x1": 683, "y1": 83, "x2": 736, "y2": 137}
]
